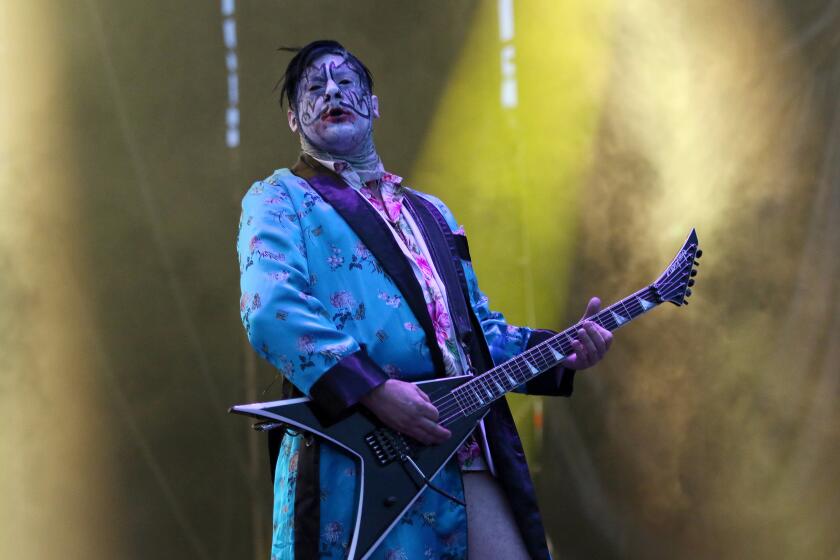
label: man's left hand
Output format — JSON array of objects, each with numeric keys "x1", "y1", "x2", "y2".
[{"x1": 561, "y1": 297, "x2": 613, "y2": 371}]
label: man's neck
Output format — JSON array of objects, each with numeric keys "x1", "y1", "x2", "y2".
[{"x1": 299, "y1": 132, "x2": 384, "y2": 184}]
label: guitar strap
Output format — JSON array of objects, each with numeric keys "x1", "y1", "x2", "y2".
[{"x1": 402, "y1": 191, "x2": 495, "y2": 375}]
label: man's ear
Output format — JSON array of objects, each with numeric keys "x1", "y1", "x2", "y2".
[
  {"x1": 287, "y1": 108, "x2": 299, "y2": 133},
  {"x1": 371, "y1": 95, "x2": 380, "y2": 119}
]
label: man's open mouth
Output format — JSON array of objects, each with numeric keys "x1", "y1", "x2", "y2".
[{"x1": 322, "y1": 107, "x2": 350, "y2": 120}]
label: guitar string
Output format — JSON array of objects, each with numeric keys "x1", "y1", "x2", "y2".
[
  {"x1": 433, "y1": 243, "x2": 697, "y2": 419},
  {"x1": 434, "y1": 306, "x2": 629, "y2": 423},
  {"x1": 432, "y1": 258, "x2": 697, "y2": 424},
  {"x1": 433, "y1": 285, "x2": 651, "y2": 415},
  {"x1": 437, "y1": 299, "x2": 639, "y2": 424},
  {"x1": 433, "y1": 287, "x2": 651, "y2": 421},
  {"x1": 436, "y1": 289, "x2": 642, "y2": 417},
  {"x1": 432, "y1": 244, "x2": 696, "y2": 415},
  {"x1": 435, "y1": 318, "x2": 619, "y2": 424}
]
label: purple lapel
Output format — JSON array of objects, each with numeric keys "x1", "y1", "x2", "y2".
[{"x1": 290, "y1": 156, "x2": 446, "y2": 377}]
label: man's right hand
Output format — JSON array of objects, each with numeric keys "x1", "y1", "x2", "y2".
[{"x1": 360, "y1": 379, "x2": 451, "y2": 445}]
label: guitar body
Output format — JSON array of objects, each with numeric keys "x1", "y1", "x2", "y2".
[{"x1": 231, "y1": 375, "x2": 487, "y2": 560}]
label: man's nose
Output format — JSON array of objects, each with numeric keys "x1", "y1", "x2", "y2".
[{"x1": 324, "y1": 78, "x2": 341, "y2": 100}]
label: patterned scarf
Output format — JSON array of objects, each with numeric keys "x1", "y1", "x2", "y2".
[{"x1": 299, "y1": 131, "x2": 384, "y2": 184}]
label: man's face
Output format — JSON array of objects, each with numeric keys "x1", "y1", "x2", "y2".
[{"x1": 288, "y1": 53, "x2": 379, "y2": 155}]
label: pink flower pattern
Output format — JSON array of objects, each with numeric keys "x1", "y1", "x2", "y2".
[
  {"x1": 360, "y1": 179, "x2": 463, "y2": 377},
  {"x1": 329, "y1": 290, "x2": 355, "y2": 310},
  {"x1": 323, "y1": 521, "x2": 343, "y2": 544},
  {"x1": 297, "y1": 334, "x2": 315, "y2": 354}
]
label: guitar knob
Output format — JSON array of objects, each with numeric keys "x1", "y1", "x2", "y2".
[
  {"x1": 696, "y1": 249, "x2": 703, "y2": 258},
  {"x1": 694, "y1": 260, "x2": 700, "y2": 266},
  {"x1": 688, "y1": 279, "x2": 695, "y2": 287},
  {"x1": 690, "y1": 269, "x2": 698, "y2": 277},
  {"x1": 384, "y1": 496, "x2": 397, "y2": 507},
  {"x1": 686, "y1": 288, "x2": 692, "y2": 297}
]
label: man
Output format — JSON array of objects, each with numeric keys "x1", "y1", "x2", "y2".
[{"x1": 238, "y1": 39, "x2": 612, "y2": 560}]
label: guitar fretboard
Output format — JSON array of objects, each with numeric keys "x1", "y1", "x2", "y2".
[{"x1": 450, "y1": 287, "x2": 660, "y2": 415}]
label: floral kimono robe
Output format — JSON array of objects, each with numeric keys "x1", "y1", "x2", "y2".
[{"x1": 237, "y1": 156, "x2": 575, "y2": 560}]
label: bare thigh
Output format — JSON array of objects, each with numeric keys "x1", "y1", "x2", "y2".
[{"x1": 463, "y1": 471, "x2": 530, "y2": 560}]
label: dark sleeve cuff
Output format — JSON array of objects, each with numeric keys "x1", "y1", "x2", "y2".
[
  {"x1": 308, "y1": 346, "x2": 390, "y2": 419},
  {"x1": 524, "y1": 329, "x2": 576, "y2": 397}
]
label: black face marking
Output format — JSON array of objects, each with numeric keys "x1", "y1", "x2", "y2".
[{"x1": 296, "y1": 58, "x2": 371, "y2": 126}]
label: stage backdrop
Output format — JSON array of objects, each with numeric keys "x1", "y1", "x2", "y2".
[{"x1": 1, "y1": 1, "x2": 837, "y2": 559}]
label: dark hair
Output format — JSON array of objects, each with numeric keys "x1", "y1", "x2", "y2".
[{"x1": 277, "y1": 40, "x2": 374, "y2": 112}]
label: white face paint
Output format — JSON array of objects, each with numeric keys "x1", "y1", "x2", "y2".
[{"x1": 288, "y1": 53, "x2": 379, "y2": 156}]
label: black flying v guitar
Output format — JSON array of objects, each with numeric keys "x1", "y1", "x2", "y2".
[{"x1": 230, "y1": 229, "x2": 702, "y2": 560}]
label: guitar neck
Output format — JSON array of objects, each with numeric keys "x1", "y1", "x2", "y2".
[{"x1": 451, "y1": 286, "x2": 660, "y2": 414}]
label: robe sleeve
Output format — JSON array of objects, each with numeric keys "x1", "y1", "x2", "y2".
[
  {"x1": 464, "y1": 264, "x2": 575, "y2": 397},
  {"x1": 237, "y1": 178, "x2": 388, "y2": 418}
]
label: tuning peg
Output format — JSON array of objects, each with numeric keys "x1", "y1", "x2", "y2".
[
  {"x1": 683, "y1": 299, "x2": 689, "y2": 305},
  {"x1": 688, "y1": 279, "x2": 695, "y2": 287},
  {"x1": 686, "y1": 288, "x2": 692, "y2": 297},
  {"x1": 694, "y1": 260, "x2": 700, "y2": 266},
  {"x1": 691, "y1": 269, "x2": 698, "y2": 277},
  {"x1": 696, "y1": 249, "x2": 703, "y2": 258}
]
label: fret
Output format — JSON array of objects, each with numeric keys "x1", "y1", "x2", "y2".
[
  {"x1": 456, "y1": 383, "x2": 478, "y2": 410},
  {"x1": 473, "y1": 380, "x2": 487, "y2": 403},
  {"x1": 594, "y1": 313, "x2": 614, "y2": 331},
  {"x1": 637, "y1": 295, "x2": 655, "y2": 311},
  {"x1": 510, "y1": 363, "x2": 530, "y2": 385},
  {"x1": 546, "y1": 342, "x2": 564, "y2": 361},
  {"x1": 493, "y1": 373, "x2": 511, "y2": 394},
  {"x1": 492, "y1": 378, "x2": 505, "y2": 393},
  {"x1": 452, "y1": 390, "x2": 463, "y2": 411},
  {"x1": 610, "y1": 309, "x2": 629, "y2": 327},
  {"x1": 482, "y1": 381, "x2": 495, "y2": 401},
  {"x1": 453, "y1": 387, "x2": 468, "y2": 410},
  {"x1": 503, "y1": 360, "x2": 528, "y2": 384},
  {"x1": 504, "y1": 370, "x2": 518, "y2": 386},
  {"x1": 624, "y1": 300, "x2": 640, "y2": 318},
  {"x1": 460, "y1": 391, "x2": 474, "y2": 410},
  {"x1": 467, "y1": 384, "x2": 483, "y2": 407},
  {"x1": 534, "y1": 344, "x2": 559, "y2": 368}
]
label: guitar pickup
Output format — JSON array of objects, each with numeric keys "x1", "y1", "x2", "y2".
[{"x1": 365, "y1": 428, "x2": 412, "y2": 466}]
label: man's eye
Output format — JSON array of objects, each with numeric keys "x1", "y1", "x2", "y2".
[
  {"x1": 339, "y1": 80, "x2": 352, "y2": 85},
  {"x1": 308, "y1": 85, "x2": 322, "y2": 92}
]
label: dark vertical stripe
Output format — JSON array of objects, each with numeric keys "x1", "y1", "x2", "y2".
[
  {"x1": 293, "y1": 437, "x2": 321, "y2": 559},
  {"x1": 404, "y1": 193, "x2": 473, "y2": 352},
  {"x1": 268, "y1": 429, "x2": 283, "y2": 484},
  {"x1": 404, "y1": 191, "x2": 494, "y2": 375}
]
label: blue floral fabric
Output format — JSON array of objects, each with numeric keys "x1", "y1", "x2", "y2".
[{"x1": 237, "y1": 168, "x2": 541, "y2": 559}]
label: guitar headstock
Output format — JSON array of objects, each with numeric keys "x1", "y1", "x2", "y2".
[{"x1": 652, "y1": 228, "x2": 702, "y2": 306}]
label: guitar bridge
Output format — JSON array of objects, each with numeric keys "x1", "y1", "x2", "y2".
[{"x1": 364, "y1": 428, "x2": 411, "y2": 466}]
